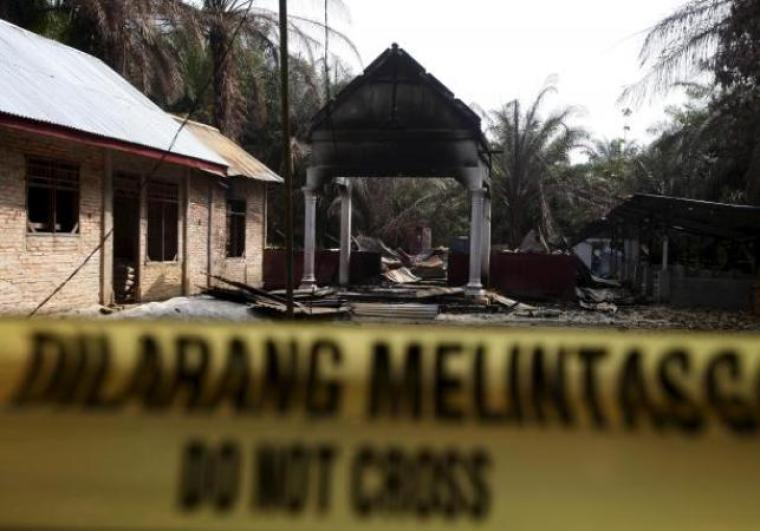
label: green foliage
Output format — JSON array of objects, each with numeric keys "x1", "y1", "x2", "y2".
[
  {"x1": 0, "y1": 0, "x2": 53, "y2": 32},
  {"x1": 0, "y1": 0, "x2": 361, "y2": 248},
  {"x1": 625, "y1": 0, "x2": 731, "y2": 102},
  {"x1": 716, "y1": 0, "x2": 760, "y2": 87},
  {"x1": 489, "y1": 83, "x2": 587, "y2": 248},
  {"x1": 7, "y1": 0, "x2": 760, "y2": 252},
  {"x1": 549, "y1": 139, "x2": 637, "y2": 239},
  {"x1": 341, "y1": 178, "x2": 468, "y2": 249},
  {"x1": 625, "y1": 0, "x2": 760, "y2": 206},
  {"x1": 714, "y1": 0, "x2": 760, "y2": 203}
]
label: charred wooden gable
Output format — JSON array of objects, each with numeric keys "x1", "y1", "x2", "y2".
[{"x1": 309, "y1": 44, "x2": 490, "y2": 181}]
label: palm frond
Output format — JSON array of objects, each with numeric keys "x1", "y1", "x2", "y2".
[{"x1": 622, "y1": 0, "x2": 731, "y2": 103}]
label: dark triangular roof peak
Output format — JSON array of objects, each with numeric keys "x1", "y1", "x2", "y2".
[{"x1": 310, "y1": 44, "x2": 486, "y2": 145}]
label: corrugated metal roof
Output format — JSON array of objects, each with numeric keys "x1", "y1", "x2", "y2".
[
  {"x1": 0, "y1": 19, "x2": 225, "y2": 167},
  {"x1": 604, "y1": 193, "x2": 760, "y2": 241},
  {"x1": 178, "y1": 118, "x2": 283, "y2": 183}
]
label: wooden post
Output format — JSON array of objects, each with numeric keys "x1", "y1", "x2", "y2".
[
  {"x1": 280, "y1": 0, "x2": 295, "y2": 316},
  {"x1": 137, "y1": 175, "x2": 147, "y2": 302},
  {"x1": 207, "y1": 179, "x2": 214, "y2": 288},
  {"x1": 182, "y1": 168, "x2": 190, "y2": 295},
  {"x1": 338, "y1": 179, "x2": 352, "y2": 286},
  {"x1": 100, "y1": 150, "x2": 114, "y2": 306}
]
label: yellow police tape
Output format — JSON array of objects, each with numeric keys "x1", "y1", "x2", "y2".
[{"x1": 1, "y1": 319, "x2": 760, "y2": 530}]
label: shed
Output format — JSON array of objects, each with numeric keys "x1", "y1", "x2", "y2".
[{"x1": 579, "y1": 194, "x2": 760, "y2": 309}]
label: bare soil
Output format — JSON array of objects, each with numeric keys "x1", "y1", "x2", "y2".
[{"x1": 437, "y1": 304, "x2": 760, "y2": 331}]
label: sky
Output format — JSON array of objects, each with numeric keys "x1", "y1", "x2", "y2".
[{"x1": 281, "y1": 0, "x2": 688, "y2": 145}]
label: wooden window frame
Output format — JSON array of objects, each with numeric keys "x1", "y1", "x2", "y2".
[
  {"x1": 25, "y1": 157, "x2": 80, "y2": 235},
  {"x1": 146, "y1": 181, "x2": 179, "y2": 263},
  {"x1": 226, "y1": 198, "x2": 247, "y2": 258}
]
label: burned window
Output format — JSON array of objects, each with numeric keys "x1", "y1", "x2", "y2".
[
  {"x1": 226, "y1": 199, "x2": 246, "y2": 258},
  {"x1": 147, "y1": 181, "x2": 179, "y2": 262},
  {"x1": 26, "y1": 157, "x2": 80, "y2": 234}
]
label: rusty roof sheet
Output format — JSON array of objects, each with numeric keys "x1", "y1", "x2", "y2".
[
  {"x1": 0, "y1": 19, "x2": 225, "y2": 166},
  {"x1": 178, "y1": 118, "x2": 283, "y2": 183}
]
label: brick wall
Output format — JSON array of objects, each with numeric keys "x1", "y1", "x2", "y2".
[
  {"x1": 0, "y1": 126, "x2": 104, "y2": 315},
  {"x1": 141, "y1": 262, "x2": 183, "y2": 301},
  {"x1": 186, "y1": 174, "x2": 267, "y2": 292},
  {"x1": 245, "y1": 181, "x2": 266, "y2": 286},
  {"x1": 186, "y1": 172, "x2": 212, "y2": 294},
  {"x1": 215, "y1": 178, "x2": 266, "y2": 287},
  {"x1": 112, "y1": 153, "x2": 187, "y2": 303},
  {"x1": 0, "y1": 126, "x2": 269, "y2": 314}
]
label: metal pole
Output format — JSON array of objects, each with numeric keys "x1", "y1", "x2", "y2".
[{"x1": 279, "y1": 0, "x2": 294, "y2": 317}]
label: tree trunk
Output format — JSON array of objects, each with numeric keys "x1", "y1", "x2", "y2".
[
  {"x1": 1, "y1": 0, "x2": 43, "y2": 29},
  {"x1": 508, "y1": 203, "x2": 521, "y2": 249},
  {"x1": 745, "y1": 126, "x2": 760, "y2": 205},
  {"x1": 537, "y1": 179, "x2": 559, "y2": 244},
  {"x1": 209, "y1": 21, "x2": 231, "y2": 136}
]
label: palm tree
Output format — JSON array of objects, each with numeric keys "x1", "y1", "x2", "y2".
[
  {"x1": 490, "y1": 84, "x2": 586, "y2": 248},
  {"x1": 2, "y1": 0, "x2": 188, "y2": 105},
  {"x1": 585, "y1": 138, "x2": 638, "y2": 162},
  {"x1": 0, "y1": 0, "x2": 51, "y2": 30},
  {"x1": 625, "y1": 0, "x2": 731, "y2": 101},
  {"x1": 583, "y1": 137, "x2": 640, "y2": 186},
  {"x1": 635, "y1": 97, "x2": 734, "y2": 200},
  {"x1": 324, "y1": 178, "x2": 466, "y2": 249},
  {"x1": 178, "y1": 0, "x2": 357, "y2": 139},
  {"x1": 4, "y1": 1, "x2": 357, "y2": 140}
]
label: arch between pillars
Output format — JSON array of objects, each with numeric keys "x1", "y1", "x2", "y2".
[{"x1": 300, "y1": 166, "x2": 492, "y2": 297}]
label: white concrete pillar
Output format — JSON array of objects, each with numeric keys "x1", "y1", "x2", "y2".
[
  {"x1": 338, "y1": 180, "x2": 352, "y2": 286},
  {"x1": 301, "y1": 187, "x2": 318, "y2": 288},
  {"x1": 481, "y1": 193, "x2": 492, "y2": 286},
  {"x1": 466, "y1": 188, "x2": 486, "y2": 296}
]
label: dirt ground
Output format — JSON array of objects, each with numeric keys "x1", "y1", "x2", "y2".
[
  {"x1": 54, "y1": 296, "x2": 760, "y2": 332},
  {"x1": 437, "y1": 304, "x2": 760, "y2": 331}
]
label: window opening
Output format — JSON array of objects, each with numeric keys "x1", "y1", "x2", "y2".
[
  {"x1": 147, "y1": 181, "x2": 179, "y2": 262},
  {"x1": 26, "y1": 157, "x2": 80, "y2": 234},
  {"x1": 226, "y1": 199, "x2": 246, "y2": 258}
]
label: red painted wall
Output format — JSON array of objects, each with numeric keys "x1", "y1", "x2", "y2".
[
  {"x1": 263, "y1": 250, "x2": 382, "y2": 289},
  {"x1": 449, "y1": 252, "x2": 580, "y2": 300}
]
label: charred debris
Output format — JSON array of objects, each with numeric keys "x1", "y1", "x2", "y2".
[{"x1": 203, "y1": 234, "x2": 627, "y2": 321}]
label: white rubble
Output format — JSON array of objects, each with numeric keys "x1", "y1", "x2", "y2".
[{"x1": 107, "y1": 296, "x2": 258, "y2": 321}]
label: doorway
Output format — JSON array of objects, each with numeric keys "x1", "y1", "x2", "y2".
[{"x1": 112, "y1": 175, "x2": 140, "y2": 304}]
